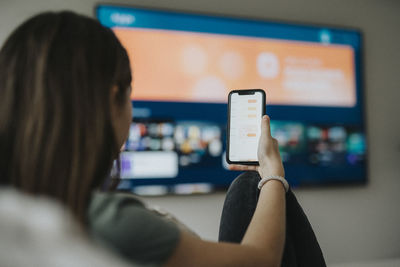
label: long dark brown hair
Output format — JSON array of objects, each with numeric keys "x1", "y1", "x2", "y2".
[{"x1": 0, "y1": 11, "x2": 131, "y2": 224}]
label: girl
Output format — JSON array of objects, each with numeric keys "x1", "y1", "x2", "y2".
[{"x1": 0, "y1": 11, "x2": 325, "y2": 266}]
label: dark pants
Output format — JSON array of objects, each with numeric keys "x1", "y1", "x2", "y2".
[{"x1": 219, "y1": 171, "x2": 326, "y2": 267}]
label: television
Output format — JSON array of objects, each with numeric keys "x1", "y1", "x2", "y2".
[{"x1": 96, "y1": 4, "x2": 367, "y2": 195}]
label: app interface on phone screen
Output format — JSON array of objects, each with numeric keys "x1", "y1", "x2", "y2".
[{"x1": 229, "y1": 92, "x2": 263, "y2": 162}]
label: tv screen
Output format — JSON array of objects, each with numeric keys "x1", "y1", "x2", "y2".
[{"x1": 96, "y1": 5, "x2": 367, "y2": 195}]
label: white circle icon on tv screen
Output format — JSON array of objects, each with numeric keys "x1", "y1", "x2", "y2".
[
  {"x1": 182, "y1": 44, "x2": 207, "y2": 75},
  {"x1": 257, "y1": 52, "x2": 280, "y2": 79}
]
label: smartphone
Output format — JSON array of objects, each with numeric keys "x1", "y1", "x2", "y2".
[{"x1": 226, "y1": 89, "x2": 266, "y2": 165}]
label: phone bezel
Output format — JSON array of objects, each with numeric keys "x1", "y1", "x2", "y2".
[{"x1": 226, "y1": 89, "x2": 266, "y2": 166}]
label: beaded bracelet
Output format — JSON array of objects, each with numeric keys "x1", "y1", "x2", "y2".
[{"x1": 258, "y1": 175, "x2": 289, "y2": 192}]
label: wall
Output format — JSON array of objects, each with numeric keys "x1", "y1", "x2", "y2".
[{"x1": 1, "y1": 0, "x2": 399, "y2": 265}]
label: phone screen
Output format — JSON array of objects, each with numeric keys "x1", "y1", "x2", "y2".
[{"x1": 227, "y1": 90, "x2": 265, "y2": 164}]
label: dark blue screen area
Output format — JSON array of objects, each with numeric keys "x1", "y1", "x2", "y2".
[{"x1": 96, "y1": 5, "x2": 366, "y2": 194}]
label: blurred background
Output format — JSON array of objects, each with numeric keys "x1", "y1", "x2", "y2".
[{"x1": 1, "y1": 0, "x2": 399, "y2": 265}]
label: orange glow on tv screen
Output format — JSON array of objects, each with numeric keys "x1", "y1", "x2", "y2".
[{"x1": 115, "y1": 28, "x2": 356, "y2": 107}]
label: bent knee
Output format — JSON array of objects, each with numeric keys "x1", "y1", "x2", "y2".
[{"x1": 229, "y1": 171, "x2": 260, "y2": 190}]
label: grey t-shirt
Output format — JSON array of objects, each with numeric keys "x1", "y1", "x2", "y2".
[{"x1": 88, "y1": 192, "x2": 180, "y2": 266}]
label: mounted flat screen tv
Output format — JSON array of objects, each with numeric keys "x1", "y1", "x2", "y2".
[{"x1": 96, "y1": 4, "x2": 366, "y2": 195}]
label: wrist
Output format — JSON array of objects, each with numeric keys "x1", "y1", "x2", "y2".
[
  {"x1": 259, "y1": 180, "x2": 286, "y2": 194},
  {"x1": 258, "y1": 175, "x2": 289, "y2": 192},
  {"x1": 258, "y1": 168, "x2": 285, "y2": 179},
  {"x1": 257, "y1": 161, "x2": 285, "y2": 178}
]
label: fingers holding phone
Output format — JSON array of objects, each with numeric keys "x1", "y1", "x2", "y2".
[
  {"x1": 228, "y1": 115, "x2": 285, "y2": 179},
  {"x1": 257, "y1": 115, "x2": 285, "y2": 178}
]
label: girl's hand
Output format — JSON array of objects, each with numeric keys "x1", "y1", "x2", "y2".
[{"x1": 228, "y1": 115, "x2": 285, "y2": 178}]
